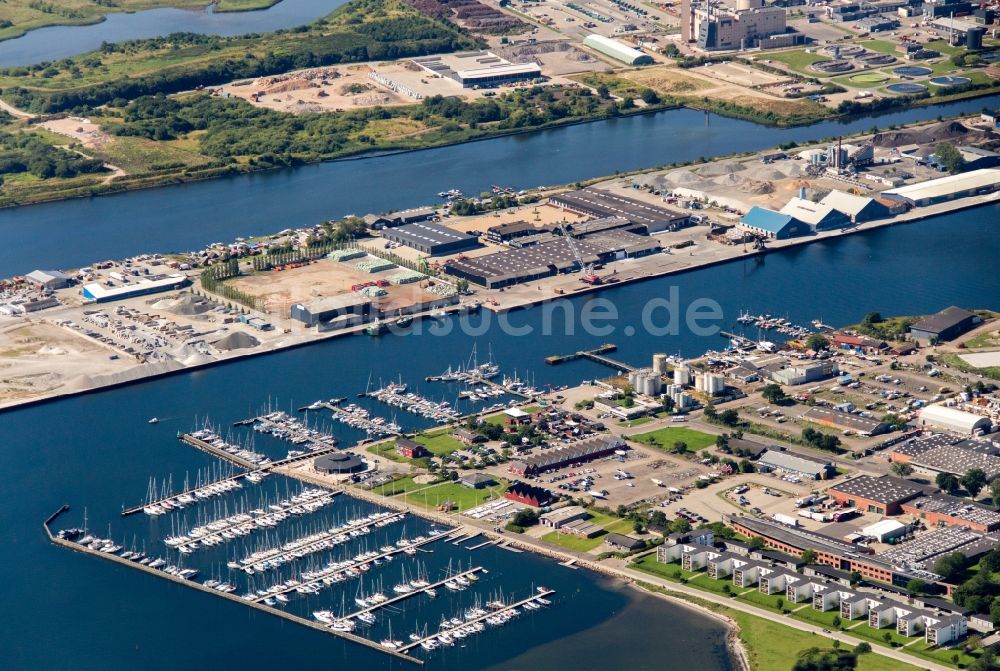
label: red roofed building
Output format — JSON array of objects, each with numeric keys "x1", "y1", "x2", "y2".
[{"x1": 504, "y1": 481, "x2": 552, "y2": 507}]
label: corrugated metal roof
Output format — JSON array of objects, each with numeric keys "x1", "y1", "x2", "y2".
[
  {"x1": 740, "y1": 206, "x2": 796, "y2": 233},
  {"x1": 819, "y1": 190, "x2": 875, "y2": 216},
  {"x1": 883, "y1": 168, "x2": 1000, "y2": 201}
]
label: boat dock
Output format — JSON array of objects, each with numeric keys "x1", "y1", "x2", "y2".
[
  {"x1": 236, "y1": 511, "x2": 406, "y2": 574},
  {"x1": 248, "y1": 530, "x2": 456, "y2": 602},
  {"x1": 43, "y1": 506, "x2": 424, "y2": 665},
  {"x1": 179, "y1": 431, "x2": 262, "y2": 469},
  {"x1": 237, "y1": 410, "x2": 338, "y2": 450},
  {"x1": 121, "y1": 445, "x2": 341, "y2": 517},
  {"x1": 166, "y1": 487, "x2": 339, "y2": 553},
  {"x1": 344, "y1": 566, "x2": 486, "y2": 621},
  {"x1": 397, "y1": 588, "x2": 556, "y2": 653},
  {"x1": 544, "y1": 343, "x2": 632, "y2": 372},
  {"x1": 314, "y1": 400, "x2": 400, "y2": 438}
]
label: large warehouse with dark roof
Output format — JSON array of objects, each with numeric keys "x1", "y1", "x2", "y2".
[
  {"x1": 381, "y1": 222, "x2": 480, "y2": 256},
  {"x1": 549, "y1": 188, "x2": 690, "y2": 233}
]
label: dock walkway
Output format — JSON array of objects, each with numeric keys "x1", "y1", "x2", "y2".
[
  {"x1": 344, "y1": 567, "x2": 485, "y2": 621},
  {"x1": 43, "y1": 506, "x2": 423, "y2": 665},
  {"x1": 121, "y1": 445, "x2": 340, "y2": 517},
  {"x1": 397, "y1": 588, "x2": 556, "y2": 653},
  {"x1": 250, "y1": 530, "x2": 456, "y2": 603}
]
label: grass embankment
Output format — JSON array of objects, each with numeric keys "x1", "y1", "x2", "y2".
[
  {"x1": 573, "y1": 66, "x2": 834, "y2": 127},
  {"x1": 215, "y1": 0, "x2": 283, "y2": 12},
  {"x1": 942, "y1": 352, "x2": 1000, "y2": 381},
  {"x1": 0, "y1": 0, "x2": 210, "y2": 42},
  {"x1": 633, "y1": 555, "x2": 980, "y2": 670},
  {"x1": 630, "y1": 426, "x2": 718, "y2": 453},
  {"x1": 633, "y1": 553, "x2": 974, "y2": 671}
]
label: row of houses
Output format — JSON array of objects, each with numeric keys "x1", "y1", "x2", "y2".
[{"x1": 659, "y1": 536, "x2": 969, "y2": 644}]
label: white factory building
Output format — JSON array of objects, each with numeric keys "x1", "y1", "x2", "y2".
[
  {"x1": 882, "y1": 168, "x2": 1000, "y2": 207},
  {"x1": 582, "y1": 34, "x2": 654, "y2": 65},
  {"x1": 917, "y1": 404, "x2": 992, "y2": 435}
]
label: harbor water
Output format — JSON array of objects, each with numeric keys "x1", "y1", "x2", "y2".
[
  {"x1": 2, "y1": 93, "x2": 1000, "y2": 275},
  {"x1": 2, "y1": 203, "x2": 998, "y2": 669},
  {"x1": 0, "y1": 0, "x2": 347, "y2": 67}
]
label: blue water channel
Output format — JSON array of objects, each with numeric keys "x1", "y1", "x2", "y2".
[
  {"x1": 0, "y1": 0, "x2": 346, "y2": 67},
  {"x1": 2, "y1": 93, "x2": 999, "y2": 277}
]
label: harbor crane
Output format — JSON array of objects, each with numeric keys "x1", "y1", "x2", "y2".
[{"x1": 557, "y1": 220, "x2": 601, "y2": 285}]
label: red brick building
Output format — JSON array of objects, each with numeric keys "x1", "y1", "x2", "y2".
[
  {"x1": 504, "y1": 481, "x2": 552, "y2": 507},
  {"x1": 396, "y1": 437, "x2": 429, "y2": 459}
]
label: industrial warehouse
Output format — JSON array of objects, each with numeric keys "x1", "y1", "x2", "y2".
[
  {"x1": 444, "y1": 231, "x2": 661, "y2": 288},
  {"x1": 381, "y1": 221, "x2": 480, "y2": 256},
  {"x1": 411, "y1": 51, "x2": 542, "y2": 88},
  {"x1": 549, "y1": 188, "x2": 691, "y2": 233}
]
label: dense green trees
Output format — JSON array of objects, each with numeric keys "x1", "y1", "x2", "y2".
[{"x1": 0, "y1": 130, "x2": 106, "y2": 179}]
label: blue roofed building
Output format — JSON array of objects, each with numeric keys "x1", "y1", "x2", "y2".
[{"x1": 738, "y1": 207, "x2": 808, "y2": 239}]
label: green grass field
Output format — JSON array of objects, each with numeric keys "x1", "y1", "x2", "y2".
[
  {"x1": 851, "y1": 72, "x2": 891, "y2": 83},
  {"x1": 760, "y1": 49, "x2": 830, "y2": 75},
  {"x1": 541, "y1": 530, "x2": 606, "y2": 552},
  {"x1": 394, "y1": 479, "x2": 507, "y2": 511},
  {"x1": 367, "y1": 475, "x2": 428, "y2": 497},
  {"x1": 860, "y1": 40, "x2": 898, "y2": 56},
  {"x1": 963, "y1": 329, "x2": 999, "y2": 348},
  {"x1": 414, "y1": 429, "x2": 465, "y2": 456},
  {"x1": 631, "y1": 426, "x2": 717, "y2": 452}
]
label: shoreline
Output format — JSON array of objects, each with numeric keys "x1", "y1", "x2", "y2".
[
  {"x1": 3, "y1": 87, "x2": 1000, "y2": 210},
  {"x1": 1, "y1": 190, "x2": 995, "y2": 417}
]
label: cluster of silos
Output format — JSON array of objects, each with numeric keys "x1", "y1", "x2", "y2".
[
  {"x1": 664, "y1": 383, "x2": 693, "y2": 409},
  {"x1": 695, "y1": 372, "x2": 726, "y2": 395},
  {"x1": 628, "y1": 368, "x2": 663, "y2": 396}
]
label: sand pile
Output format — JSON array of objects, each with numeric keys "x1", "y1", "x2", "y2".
[
  {"x1": 154, "y1": 295, "x2": 212, "y2": 316},
  {"x1": 212, "y1": 331, "x2": 261, "y2": 351},
  {"x1": 871, "y1": 120, "x2": 977, "y2": 148},
  {"x1": 712, "y1": 173, "x2": 744, "y2": 187},
  {"x1": 665, "y1": 169, "x2": 701, "y2": 185},
  {"x1": 698, "y1": 161, "x2": 741, "y2": 177}
]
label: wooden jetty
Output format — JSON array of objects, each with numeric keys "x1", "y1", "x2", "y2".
[
  {"x1": 179, "y1": 432, "x2": 259, "y2": 469},
  {"x1": 248, "y1": 530, "x2": 458, "y2": 603},
  {"x1": 544, "y1": 343, "x2": 633, "y2": 372},
  {"x1": 237, "y1": 511, "x2": 406, "y2": 574},
  {"x1": 44, "y1": 506, "x2": 424, "y2": 665},
  {"x1": 121, "y1": 445, "x2": 341, "y2": 517},
  {"x1": 397, "y1": 588, "x2": 556, "y2": 653},
  {"x1": 344, "y1": 567, "x2": 486, "y2": 621}
]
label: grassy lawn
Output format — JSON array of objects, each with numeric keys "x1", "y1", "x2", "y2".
[
  {"x1": 604, "y1": 518, "x2": 639, "y2": 534},
  {"x1": 760, "y1": 49, "x2": 830, "y2": 75},
  {"x1": 942, "y1": 352, "x2": 1000, "y2": 381},
  {"x1": 625, "y1": 416, "x2": 654, "y2": 427},
  {"x1": 395, "y1": 479, "x2": 508, "y2": 511},
  {"x1": 792, "y1": 606, "x2": 844, "y2": 628},
  {"x1": 925, "y1": 40, "x2": 964, "y2": 56},
  {"x1": 632, "y1": 554, "x2": 697, "y2": 580},
  {"x1": 860, "y1": 40, "x2": 898, "y2": 55},
  {"x1": 94, "y1": 135, "x2": 212, "y2": 174},
  {"x1": 367, "y1": 475, "x2": 428, "y2": 497},
  {"x1": 908, "y1": 640, "x2": 980, "y2": 668},
  {"x1": 631, "y1": 426, "x2": 717, "y2": 452},
  {"x1": 540, "y1": 530, "x2": 606, "y2": 552},
  {"x1": 414, "y1": 429, "x2": 465, "y2": 456},
  {"x1": 963, "y1": 329, "x2": 999, "y2": 348},
  {"x1": 737, "y1": 588, "x2": 788, "y2": 612},
  {"x1": 687, "y1": 573, "x2": 738, "y2": 595},
  {"x1": 365, "y1": 440, "x2": 413, "y2": 464},
  {"x1": 849, "y1": 623, "x2": 914, "y2": 648}
]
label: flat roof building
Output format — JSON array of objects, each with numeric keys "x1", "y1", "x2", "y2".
[
  {"x1": 582, "y1": 34, "x2": 653, "y2": 65},
  {"x1": 82, "y1": 274, "x2": 189, "y2": 303},
  {"x1": 412, "y1": 51, "x2": 541, "y2": 88},
  {"x1": 902, "y1": 494, "x2": 1000, "y2": 533},
  {"x1": 801, "y1": 406, "x2": 890, "y2": 435},
  {"x1": 828, "y1": 475, "x2": 922, "y2": 515},
  {"x1": 882, "y1": 168, "x2": 1000, "y2": 206},
  {"x1": 909, "y1": 306, "x2": 981, "y2": 342},
  {"x1": 549, "y1": 188, "x2": 691, "y2": 233},
  {"x1": 540, "y1": 505, "x2": 589, "y2": 529},
  {"x1": 757, "y1": 449, "x2": 835, "y2": 480},
  {"x1": 290, "y1": 294, "x2": 372, "y2": 327},
  {"x1": 381, "y1": 222, "x2": 480, "y2": 256}
]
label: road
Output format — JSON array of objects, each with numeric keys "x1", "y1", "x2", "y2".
[{"x1": 613, "y1": 562, "x2": 955, "y2": 671}]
